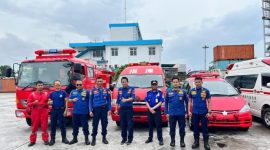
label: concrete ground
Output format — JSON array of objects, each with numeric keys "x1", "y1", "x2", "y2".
[{"x1": 1, "y1": 93, "x2": 270, "y2": 150}]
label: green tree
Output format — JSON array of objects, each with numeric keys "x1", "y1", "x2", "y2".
[
  {"x1": 0, "y1": 65, "x2": 11, "y2": 77},
  {"x1": 112, "y1": 64, "x2": 128, "y2": 81}
]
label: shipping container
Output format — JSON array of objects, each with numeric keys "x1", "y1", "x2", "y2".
[
  {"x1": 0, "y1": 79, "x2": 16, "y2": 93},
  {"x1": 213, "y1": 45, "x2": 254, "y2": 61},
  {"x1": 213, "y1": 60, "x2": 243, "y2": 70}
]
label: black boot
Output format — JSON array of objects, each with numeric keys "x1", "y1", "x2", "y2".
[
  {"x1": 28, "y1": 142, "x2": 35, "y2": 147},
  {"x1": 192, "y1": 139, "x2": 200, "y2": 149},
  {"x1": 85, "y1": 136, "x2": 90, "y2": 145},
  {"x1": 102, "y1": 136, "x2": 109, "y2": 144},
  {"x1": 145, "y1": 137, "x2": 153, "y2": 143},
  {"x1": 121, "y1": 139, "x2": 126, "y2": 145},
  {"x1": 170, "y1": 137, "x2": 175, "y2": 147},
  {"x1": 180, "y1": 136, "x2": 186, "y2": 147},
  {"x1": 62, "y1": 137, "x2": 69, "y2": 144},
  {"x1": 49, "y1": 138, "x2": 55, "y2": 146},
  {"x1": 204, "y1": 139, "x2": 210, "y2": 150},
  {"x1": 91, "y1": 136, "x2": 96, "y2": 146},
  {"x1": 69, "y1": 137, "x2": 78, "y2": 145}
]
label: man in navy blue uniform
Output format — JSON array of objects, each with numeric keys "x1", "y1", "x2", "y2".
[
  {"x1": 48, "y1": 80, "x2": 69, "y2": 146},
  {"x1": 115, "y1": 77, "x2": 135, "y2": 145},
  {"x1": 69, "y1": 80, "x2": 91, "y2": 145},
  {"x1": 89, "y1": 77, "x2": 112, "y2": 146},
  {"x1": 188, "y1": 77, "x2": 211, "y2": 150},
  {"x1": 144, "y1": 80, "x2": 164, "y2": 146},
  {"x1": 165, "y1": 76, "x2": 188, "y2": 147}
]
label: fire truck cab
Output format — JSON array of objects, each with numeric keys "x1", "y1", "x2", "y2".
[
  {"x1": 13, "y1": 48, "x2": 113, "y2": 126},
  {"x1": 111, "y1": 62, "x2": 168, "y2": 126},
  {"x1": 183, "y1": 72, "x2": 252, "y2": 131}
]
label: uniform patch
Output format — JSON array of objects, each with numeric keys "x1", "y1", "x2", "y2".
[
  {"x1": 119, "y1": 90, "x2": 122, "y2": 95},
  {"x1": 72, "y1": 91, "x2": 78, "y2": 95},
  {"x1": 201, "y1": 90, "x2": 206, "y2": 100},
  {"x1": 155, "y1": 98, "x2": 159, "y2": 103},
  {"x1": 178, "y1": 90, "x2": 183, "y2": 94},
  {"x1": 191, "y1": 91, "x2": 196, "y2": 95},
  {"x1": 179, "y1": 97, "x2": 183, "y2": 100},
  {"x1": 59, "y1": 95, "x2": 63, "y2": 98},
  {"x1": 94, "y1": 90, "x2": 98, "y2": 94}
]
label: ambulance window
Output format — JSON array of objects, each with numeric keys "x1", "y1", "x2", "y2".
[
  {"x1": 262, "y1": 74, "x2": 270, "y2": 88},
  {"x1": 88, "y1": 67, "x2": 94, "y2": 78},
  {"x1": 226, "y1": 75, "x2": 258, "y2": 89},
  {"x1": 241, "y1": 75, "x2": 258, "y2": 89}
]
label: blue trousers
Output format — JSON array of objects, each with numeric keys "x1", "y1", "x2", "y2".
[
  {"x1": 169, "y1": 115, "x2": 186, "y2": 138},
  {"x1": 120, "y1": 106, "x2": 133, "y2": 141},
  {"x1": 72, "y1": 114, "x2": 89, "y2": 137},
  {"x1": 148, "y1": 109, "x2": 163, "y2": 141},
  {"x1": 50, "y1": 108, "x2": 66, "y2": 139},
  {"x1": 91, "y1": 105, "x2": 108, "y2": 137},
  {"x1": 192, "y1": 113, "x2": 208, "y2": 140}
]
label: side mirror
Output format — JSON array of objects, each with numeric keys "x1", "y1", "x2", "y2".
[
  {"x1": 267, "y1": 83, "x2": 270, "y2": 88},
  {"x1": 5, "y1": 68, "x2": 12, "y2": 77},
  {"x1": 74, "y1": 63, "x2": 82, "y2": 73},
  {"x1": 109, "y1": 83, "x2": 115, "y2": 91},
  {"x1": 235, "y1": 87, "x2": 241, "y2": 94}
]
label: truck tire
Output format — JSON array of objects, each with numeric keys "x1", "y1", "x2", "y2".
[
  {"x1": 262, "y1": 108, "x2": 270, "y2": 129},
  {"x1": 26, "y1": 118, "x2": 31, "y2": 126},
  {"x1": 116, "y1": 121, "x2": 120, "y2": 126}
]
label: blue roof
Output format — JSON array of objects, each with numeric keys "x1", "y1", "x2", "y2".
[
  {"x1": 109, "y1": 23, "x2": 139, "y2": 28},
  {"x1": 70, "y1": 39, "x2": 163, "y2": 48}
]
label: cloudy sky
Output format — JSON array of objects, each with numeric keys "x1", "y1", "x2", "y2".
[{"x1": 0, "y1": 0, "x2": 264, "y2": 70}]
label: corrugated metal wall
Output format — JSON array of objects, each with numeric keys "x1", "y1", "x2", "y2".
[
  {"x1": 0, "y1": 79, "x2": 16, "y2": 93},
  {"x1": 213, "y1": 45, "x2": 254, "y2": 61}
]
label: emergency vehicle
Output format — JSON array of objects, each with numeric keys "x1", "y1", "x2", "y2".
[
  {"x1": 110, "y1": 62, "x2": 168, "y2": 126},
  {"x1": 225, "y1": 58, "x2": 270, "y2": 128},
  {"x1": 9, "y1": 48, "x2": 114, "y2": 126},
  {"x1": 183, "y1": 72, "x2": 252, "y2": 131}
]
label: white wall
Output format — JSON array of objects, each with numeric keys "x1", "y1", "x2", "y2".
[
  {"x1": 106, "y1": 44, "x2": 162, "y2": 67},
  {"x1": 110, "y1": 27, "x2": 138, "y2": 41}
]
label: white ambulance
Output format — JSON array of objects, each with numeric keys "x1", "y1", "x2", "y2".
[{"x1": 225, "y1": 58, "x2": 270, "y2": 128}]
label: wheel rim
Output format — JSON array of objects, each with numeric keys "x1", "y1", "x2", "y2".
[{"x1": 264, "y1": 112, "x2": 270, "y2": 126}]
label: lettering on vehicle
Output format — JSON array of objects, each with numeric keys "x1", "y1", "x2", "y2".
[
  {"x1": 129, "y1": 69, "x2": 138, "y2": 74},
  {"x1": 145, "y1": 68, "x2": 153, "y2": 74}
]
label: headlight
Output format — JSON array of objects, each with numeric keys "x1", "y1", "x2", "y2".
[{"x1": 239, "y1": 104, "x2": 250, "y2": 113}]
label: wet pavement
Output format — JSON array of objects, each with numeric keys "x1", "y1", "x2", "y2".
[{"x1": 1, "y1": 93, "x2": 270, "y2": 150}]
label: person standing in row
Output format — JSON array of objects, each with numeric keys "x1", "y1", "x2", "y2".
[
  {"x1": 115, "y1": 77, "x2": 135, "y2": 145},
  {"x1": 165, "y1": 77, "x2": 188, "y2": 147},
  {"x1": 144, "y1": 80, "x2": 164, "y2": 146},
  {"x1": 89, "y1": 77, "x2": 112, "y2": 146},
  {"x1": 48, "y1": 80, "x2": 69, "y2": 145},
  {"x1": 69, "y1": 80, "x2": 91, "y2": 145}
]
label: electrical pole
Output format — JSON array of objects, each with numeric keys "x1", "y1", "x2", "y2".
[
  {"x1": 124, "y1": 0, "x2": 127, "y2": 23},
  {"x1": 202, "y1": 45, "x2": 209, "y2": 71}
]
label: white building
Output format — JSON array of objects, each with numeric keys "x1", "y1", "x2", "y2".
[{"x1": 69, "y1": 23, "x2": 163, "y2": 69}]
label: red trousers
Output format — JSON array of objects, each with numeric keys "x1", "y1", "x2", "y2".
[{"x1": 29, "y1": 108, "x2": 49, "y2": 142}]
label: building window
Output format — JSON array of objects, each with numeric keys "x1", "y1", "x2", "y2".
[
  {"x1": 93, "y1": 50, "x2": 103, "y2": 57},
  {"x1": 111, "y1": 48, "x2": 118, "y2": 56},
  {"x1": 149, "y1": 47, "x2": 156, "y2": 55},
  {"x1": 130, "y1": 47, "x2": 137, "y2": 56}
]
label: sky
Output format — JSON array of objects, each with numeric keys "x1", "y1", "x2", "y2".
[{"x1": 0, "y1": 0, "x2": 265, "y2": 70}]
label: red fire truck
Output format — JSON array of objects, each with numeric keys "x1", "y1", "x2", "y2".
[
  {"x1": 110, "y1": 62, "x2": 168, "y2": 126},
  {"x1": 11, "y1": 48, "x2": 114, "y2": 126}
]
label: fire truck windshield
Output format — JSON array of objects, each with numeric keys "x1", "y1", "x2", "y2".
[
  {"x1": 116, "y1": 75, "x2": 164, "y2": 88},
  {"x1": 17, "y1": 61, "x2": 70, "y2": 87}
]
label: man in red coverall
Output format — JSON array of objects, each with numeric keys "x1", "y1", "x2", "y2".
[{"x1": 27, "y1": 81, "x2": 49, "y2": 146}]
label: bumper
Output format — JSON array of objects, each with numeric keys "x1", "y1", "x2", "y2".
[
  {"x1": 15, "y1": 108, "x2": 74, "y2": 118},
  {"x1": 208, "y1": 111, "x2": 252, "y2": 128},
  {"x1": 111, "y1": 105, "x2": 168, "y2": 123}
]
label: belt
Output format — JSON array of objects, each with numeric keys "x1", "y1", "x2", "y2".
[
  {"x1": 95, "y1": 104, "x2": 107, "y2": 109},
  {"x1": 52, "y1": 106, "x2": 65, "y2": 110}
]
